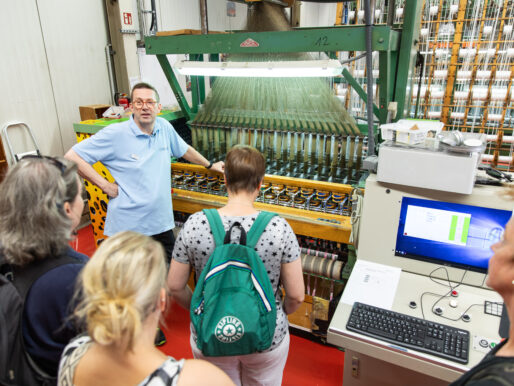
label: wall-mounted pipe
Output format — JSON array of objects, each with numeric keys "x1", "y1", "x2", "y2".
[
  {"x1": 105, "y1": 44, "x2": 117, "y2": 104},
  {"x1": 200, "y1": 0, "x2": 209, "y2": 34},
  {"x1": 137, "y1": 0, "x2": 146, "y2": 40},
  {"x1": 102, "y1": 1, "x2": 117, "y2": 102}
]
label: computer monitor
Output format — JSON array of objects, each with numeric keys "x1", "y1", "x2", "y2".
[
  {"x1": 395, "y1": 197, "x2": 511, "y2": 273},
  {"x1": 357, "y1": 175, "x2": 513, "y2": 287}
]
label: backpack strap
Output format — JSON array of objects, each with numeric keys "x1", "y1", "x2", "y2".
[
  {"x1": 246, "y1": 211, "x2": 278, "y2": 249},
  {"x1": 203, "y1": 209, "x2": 226, "y2": 247},
  {"x1": 0, "y1": 252, "x2": 80, "y2": 383},
  {"x1": 7, "y1": 253, "x2": 81, "y2": 300}
]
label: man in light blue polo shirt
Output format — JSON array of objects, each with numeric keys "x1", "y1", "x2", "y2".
[{"x1": 65, "y1": 82, "x2": 224, "y2": 262}]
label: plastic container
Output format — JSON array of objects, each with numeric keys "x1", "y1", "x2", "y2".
[{"x1": 380, "y1": 119, "x2": 445, "y2": 146}]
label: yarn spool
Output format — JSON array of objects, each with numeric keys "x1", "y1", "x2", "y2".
[
  {"x1": 476, "y1": 70, "x2": 491, "y2": 79},
  {"x1": 451, "y1": 111, "x2": 465, "y2": 120},
  {"x1": 453, "y1": 90, "x2": 469, "y2": 100},
  {"x1": 301, "y1": 248, "x2": 338, "y2": 260},
  {"x1": 430, "y1": 89, "x2": 444, "y2": 99},
  {"x1": 496, "y1": 70, "x2": 512, "y2": 80},
  {"x1": 301, "y1": 254, "x2": 344, "y2": 281},
  {"x1": 490, "y1": 88, "x2": 507, "y2": 101},
  {"x1": 472, "y1": 87, "x2": 488, "y2": 101},
  {"x1": 459, "y1": 48, "x2": 476, "y2": 59},
  {"x1": 456, "y1": 70, "x2": 471, "y2": 80},
  {"x1": 488, "y1": 114, "x2": 503, "y2": 122},
  {"x1": 434, "y1": 70, "x2": 448, "y2": 79},
  {"x1": 482, "y1": 25, "x2": 493, "y2": 37}
]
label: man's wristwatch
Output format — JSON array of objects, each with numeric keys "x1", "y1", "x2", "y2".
[{"x1": 205, "y1": 161, "x2": 213, "y2": 169}]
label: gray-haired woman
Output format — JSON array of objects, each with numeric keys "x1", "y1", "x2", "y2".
[{"x1": 0, "y1": 156, "x2": 88, "y2": 379}]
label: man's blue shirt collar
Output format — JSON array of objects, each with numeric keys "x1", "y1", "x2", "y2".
[{"x1": 128, "y1": 115, "x2": 160, "y2": 137}]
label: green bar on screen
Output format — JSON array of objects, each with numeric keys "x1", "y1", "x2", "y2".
[
  {"x1": 461, "y1": 216, "x2": 470, "y2": 244},
  {"x1": 449, "y1": 215, "x2": 458, "y2": 241}
]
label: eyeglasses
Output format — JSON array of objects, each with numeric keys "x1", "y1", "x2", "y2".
[
  {"x1": 22, "y1": 155, "x2": 66, "y2": 175},
  {"x1": 133, "y1": 99, "x2": 158, "y2": 109}
]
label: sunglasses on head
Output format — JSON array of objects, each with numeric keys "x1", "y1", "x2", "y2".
[{"x1": 22, "y1": 154, "x2": 66, "y2": 175}]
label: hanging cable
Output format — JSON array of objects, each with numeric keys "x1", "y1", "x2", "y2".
[{"x1": 149, "y1": 0, "x2": 157, "y2": 35}]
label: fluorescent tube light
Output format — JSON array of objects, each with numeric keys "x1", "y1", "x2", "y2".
[{"x1": 174, "y1": 59, "x2": 343, "y2": 77}]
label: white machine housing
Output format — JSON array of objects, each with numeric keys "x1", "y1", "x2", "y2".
[{"x1": 377, "y1": 144, "x2": 480, "y2": 194}]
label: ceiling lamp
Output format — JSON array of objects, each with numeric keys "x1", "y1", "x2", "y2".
[{"x1": 174, "y1": 59, "x2": 343, "y2": 77}]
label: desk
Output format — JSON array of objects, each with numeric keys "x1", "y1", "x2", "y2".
[{"x1": 327, "y1": 270, "x2": 502, "y2": 385}]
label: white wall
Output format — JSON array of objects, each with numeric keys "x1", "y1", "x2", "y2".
[
  {"x1": 0, "y1": 0, "x2": 111, "y2": 161},
  {"x1": 300, "y1": 2, "x2": 337, "y2": 27}
]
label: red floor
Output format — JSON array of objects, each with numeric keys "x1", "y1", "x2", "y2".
[{"x1": 75, "y1": 225, "x2": 345, "y2": 385}]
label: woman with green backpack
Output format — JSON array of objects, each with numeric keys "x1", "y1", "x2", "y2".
[{"x1": 168, "y1": 145, "x2": 305, "y2": 386}]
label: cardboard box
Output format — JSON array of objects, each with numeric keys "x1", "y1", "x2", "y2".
[
  {"x1": 79, "y1": 104, "x2": 111, "y2": 121},
  {"x1": 380, "y1": 119, "x2": 444, "y2": 145}
]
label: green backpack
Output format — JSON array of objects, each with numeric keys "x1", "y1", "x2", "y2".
[{"x1": 190, "y1": 209, "x2": 277, "y2": 357}]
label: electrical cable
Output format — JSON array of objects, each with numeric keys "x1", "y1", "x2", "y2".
[
  {"x1": 340, "y1": 52, "x2": 367, "y2": 65},
  {"x1": 419, "y1": 267, "x2": 472, "y2": 321},
  {"x1": 414, "y1": 51, "x2": 425, "y2": 119},
  {"x1": 149, "y1": 0, "x2": 157, "y2": 35},
  {"x1": 349, "y1": 189, "x2": 363, "y2": 248},
  {"x1": 364, "y1": 0, "x2": 375, "y2": 156}
]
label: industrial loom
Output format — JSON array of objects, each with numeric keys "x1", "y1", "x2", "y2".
[{"x1": 76, "y1": 0, "x2": 424, "y2": 334}]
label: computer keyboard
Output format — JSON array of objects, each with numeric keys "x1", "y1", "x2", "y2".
[{"x1": 346, "y1": 302, "x2": 470, "y2": 364}]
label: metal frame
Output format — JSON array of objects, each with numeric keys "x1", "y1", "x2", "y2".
[{"x1": 144, "y1": 1, "x2": 423, "y2": 133}]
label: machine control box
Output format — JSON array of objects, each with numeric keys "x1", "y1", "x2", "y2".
[{"x1": 377, "y1": 144, "x2": 479, "y2": 194}]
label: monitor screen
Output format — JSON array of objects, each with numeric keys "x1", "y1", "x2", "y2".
[{"x1": 395, "y1": 197, "x2": 512, "y2": 272}]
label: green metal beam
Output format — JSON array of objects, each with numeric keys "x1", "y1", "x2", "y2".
[
  {"x1": 394, "y1": 0, "x2": 423, "y2": 119},
  {"x1": 377, "y1": 50, "x2": 399, "y2": 124},
  {"x1": 342, "y1": 68, "x2": 380, "y2": 119},
  {"x1": 146, "y1": 26, "x2": 400, "y2": 55},
  {"x1": 156, "y1": 54, "x2": 192, "y2": 120}
]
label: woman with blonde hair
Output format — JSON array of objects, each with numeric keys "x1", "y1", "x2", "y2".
[{"x1": 58, "y1": 231, "x2": 232, "y2": 386}]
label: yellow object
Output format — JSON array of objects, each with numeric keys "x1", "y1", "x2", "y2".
[{"x1": 76, "y1": 132, "x2": 114, "y2": 246}]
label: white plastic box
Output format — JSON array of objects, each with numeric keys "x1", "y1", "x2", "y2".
[{"x1": 377, "y1": 143, "x2": 479, "y2": 194}]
